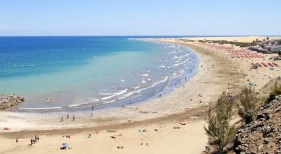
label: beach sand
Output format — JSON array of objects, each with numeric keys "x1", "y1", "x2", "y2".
[
  {"x1": 0, "y1": 36, "x2": 280, "y2": 154},
  {"x1": 180, "y1": 36, "x2": 281, "y2": 43}
]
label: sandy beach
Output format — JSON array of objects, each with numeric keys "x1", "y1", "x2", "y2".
[{"x1": 0, "y1": 36, "x2": 280, "y2": 154}]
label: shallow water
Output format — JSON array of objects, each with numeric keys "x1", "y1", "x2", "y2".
[{"x1": 0, "y1": 36, "x2": 199, "y2": 112}]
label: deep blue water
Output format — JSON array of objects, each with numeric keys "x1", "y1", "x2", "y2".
[{"x1": 0, "y1": 36, "x2": 199, "y2": 112}]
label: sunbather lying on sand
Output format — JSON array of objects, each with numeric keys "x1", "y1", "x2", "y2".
[
  {"x1": 117, "y1": 146, "x2": 124, "y2": 149},
  {"x1": 110, "y1": 136, "x2": 116, "y2": 139}
]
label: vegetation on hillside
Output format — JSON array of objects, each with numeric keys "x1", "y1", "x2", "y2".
[
  {"x1": 266, "y1": 83, "x2": 281, "y2": 103},
  {"x1": 236, "y1": 87, "x2": 265, "y2": 124},
  {"x1": 205, "y1": 79, "x2": 281, "y2": 153},
  {"x1": 204, "y1": 94, "x2": 238, "y2": 154}
]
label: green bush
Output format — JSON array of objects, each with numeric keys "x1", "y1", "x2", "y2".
[
  {"x1": 236, "y1": 87, "x2": 265, "y2": 124},
  {"x1": 204, "y1": 94, "x2": 238, "y2": 153},
  {"x1": 266, "y1": 83, "x2": 281, "y2": 103}
]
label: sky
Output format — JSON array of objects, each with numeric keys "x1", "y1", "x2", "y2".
[{"x1": 0, "y1": 0, "x2": 280, "y2": 36}]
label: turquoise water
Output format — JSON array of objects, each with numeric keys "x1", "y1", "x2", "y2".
[{"x1": 0, "y1": 37, "x2": 199, "y2": 112}]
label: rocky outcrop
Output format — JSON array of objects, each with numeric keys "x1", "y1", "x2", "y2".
[
  {"x1": 0, "y1": 94, "x2": 24, "y2": 110},
  {"x1": 233, "y1": 95, "x2": 281, "y2": 154}
]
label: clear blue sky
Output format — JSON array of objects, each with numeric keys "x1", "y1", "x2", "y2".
[{"x1": 0, "y1": 0, "x2": 280, "y2": 36}]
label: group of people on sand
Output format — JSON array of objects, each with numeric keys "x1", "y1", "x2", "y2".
[
  {"x1": 140, "y1": 143, "x2": 150, "y2": 146},
  {"x1": 63, "y1": 135, "x2": 71, "y2": 138},
  {"x1": 117, "y1": 146, "x2": 124, "y2": 149},
  {"x1": 29, "y1": 135, "x2": 39, "y2": 145},
  {"x1": 60, "y1": 114, "x2": 75, "y2": 122}
]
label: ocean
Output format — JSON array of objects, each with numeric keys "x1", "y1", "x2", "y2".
[{"x1": 0, "y1": 36, "x2": 199, "y2": 112}]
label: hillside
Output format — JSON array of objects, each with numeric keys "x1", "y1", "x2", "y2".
[{"x1": 233, "y1": 95, "x2": 281, "y2": 153}]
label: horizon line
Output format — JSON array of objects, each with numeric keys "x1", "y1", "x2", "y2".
[{"x1": 0, "y1": 35, "x2": 280, "y2": 37}]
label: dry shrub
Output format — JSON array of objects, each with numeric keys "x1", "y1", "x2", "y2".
[
  {"x1": 236, "y1": 87, "x2": 265, "y2": 124},
  {"x1": 266, "y1": 83, "x2": 281, "y2": 103},
  {"x1": 204, "y1": 94, "x2": 238, "y2": 154}
]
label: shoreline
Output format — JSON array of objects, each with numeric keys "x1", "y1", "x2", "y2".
[
  {"x1": 1, "y1": 36, "x2": 280, "y2": 154},
  {"x1": 7, "y1": 40, "x2": 199, "y2": 114},
  {"x1": 0, "y1": 39, "x2": 240, "y2": 133}
]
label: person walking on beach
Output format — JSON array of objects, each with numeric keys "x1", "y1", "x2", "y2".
[
  {"x1": 67, "y1": 114, "x2": 69, "y2": 119},
  {"x1": 92, "y1": 106, "x2": 94, "y2": 111},
  {"x1": 73, "y1": 115, "x2": 75, "y2": 121},
  {"x1": 205, "y1": 144, "x2": 211, "y2": 153}
]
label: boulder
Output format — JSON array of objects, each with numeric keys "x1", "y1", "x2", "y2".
[{"x1": 0, "y1": 94, "x2": 24, "y2": 110}]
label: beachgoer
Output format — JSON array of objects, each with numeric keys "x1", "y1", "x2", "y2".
[
  {"x1": 61, "y1": 116, "x2": 63, "y2": 122},
  {"x1": 73, "y1": 115, "x2": 75, "y2": 121},
  {"x1": 35, "y1": 135, "x2": 39, "y2": 141},
  {"x1": 30, "y1": 139, "x2": 33, "y2": 145},
  {"x1": 67, "y1": 114, "x2": 69, "y2": 119},
  {"x1": 205, "y1": 144, "x2": 211, "y2": 152},
  {"x1": 92, "y1": 106, "x2": 94, "y2": 111},
  {"x1": 88, "y1": 134, "x2": 91, "y2": 138},
  {"x1": 16, "y1": 138, "x2": 18, "y2": 142}
]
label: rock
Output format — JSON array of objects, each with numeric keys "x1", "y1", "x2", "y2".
[
  {"x1": 233, "y1": 95, "x2": 281, "y2": 154},
  {"x1": 0, "y1": 94, "x2": 24, "y2": 110},
  {"x1": 264, "y1": 138, "x2": 269, "y2": 144}
]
